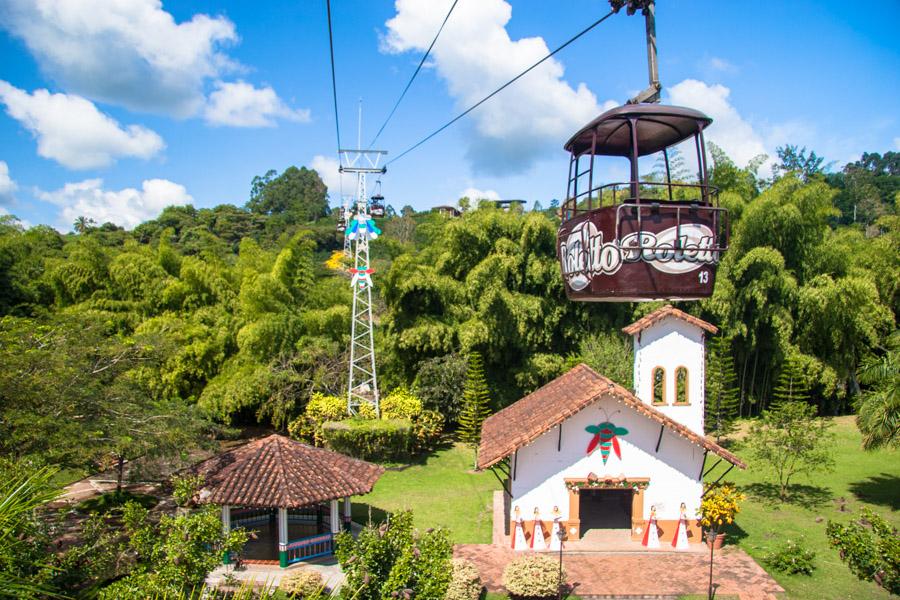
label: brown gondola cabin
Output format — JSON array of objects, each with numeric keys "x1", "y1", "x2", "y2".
[{"x1": 557, "y1": 104, "x2": 728, "y2": 302}]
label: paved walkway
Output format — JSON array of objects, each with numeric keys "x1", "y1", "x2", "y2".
[{"x1": 454, "y1": 545, "x2": 783, "y2": 600}]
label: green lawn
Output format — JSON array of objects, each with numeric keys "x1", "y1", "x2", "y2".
[
  {"x1": 718, "y1": 416, "x2": 899, "y2": 600},
  {"x1": 350, "y1": 442, "x2": 500, "y2": 543}
]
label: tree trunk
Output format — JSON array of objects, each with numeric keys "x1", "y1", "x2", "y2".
[
  {"x1": 116, "y1": 455, "x2": 125, "y2": 494},
  {"x1": 740, "y1": 353, "x2": 750, "y2": 417},
  {"x1": 749, "y1": 350, "x2": 759, "y2": 416}
]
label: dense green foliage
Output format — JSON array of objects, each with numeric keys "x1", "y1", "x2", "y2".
[
  {"x1": 827, "y1": 508, "x2": 900, "y2": 594},
  {"x1": 0, "y1": 146, "x2": 897, "y2": 594},
  {"x1": 335, "y1": 511, "x2": 452, "y2": 600}
]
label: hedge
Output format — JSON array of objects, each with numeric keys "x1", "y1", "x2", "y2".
[{"x1": 321, "y1": 418, "x2": 413, "y2": 461}]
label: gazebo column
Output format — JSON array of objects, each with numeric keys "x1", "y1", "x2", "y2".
[
  {"x1": 330, "y1": 499, "x2": 340, "y2": 535},
  {"x1": 278, "y1": 507, "x2": 289, "y2": 568},
  {"x1": 342, "y1": 497, "x2": 352, "y2": 532},
  {"x1": 221, "y1": 505, "x2": 232, "y2": 565}
]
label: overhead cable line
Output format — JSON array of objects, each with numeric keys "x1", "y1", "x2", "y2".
[
  {"x1": 368, "y1": 0, "x2": 460, "y2": 148},
  {"x1": 326, "y1": 0, "x2": 342, "y2": 152},
  {"x1": 387, "y1": 9, "x2": 617, "y2": 167}
]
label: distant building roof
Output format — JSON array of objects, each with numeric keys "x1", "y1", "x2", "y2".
[
  {"x1": 622, "y1": 305, "x2": 718, "y2": 336},
  {"x1": 192, "y1": 434, "x2": 384, "y2": 509},
  {"x1": 477, "y1": 364, "x2": 744, "y2": 470}
]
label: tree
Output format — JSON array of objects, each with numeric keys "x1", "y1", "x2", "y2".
[
  {"x1": 97, "y1": 502, "x2": 247, "y2": 598},
  {"x1": 458, "y1": 352, "x2": 492, "y2": 450},
  {"x1": 413, "y1": 353, "x2": 468, "y2": 426},
  {"x1": 577, "y1": 330, "x2": 633, "y2": 389},
  {"x1": 705, "y1": 335, "x2": 740, "y2": 441},
  {"x1": 770, "y1": 351, "x2": 811, "y2": 410},
  {"x1": 73, "y1": 216, "x2": 96, "y2": 234},
  {"x1": 773, "y1": 145, "x2": 829, "y2": 182},
  {"x1": 246, "y1": 166, "x2": 328, "y2": 224},
  {"x1": 854, "y1": 331, "x2": 899, "y2": 450},
  {"x1": 747, "y1": 402, "x2": 835, "y2": 501}
]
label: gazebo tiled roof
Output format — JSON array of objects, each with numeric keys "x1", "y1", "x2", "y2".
[
  {"x1": 622, "y1": 305, "x2": 718, "y2": 336},
  {"x1": 477, "y1": 364, "x2": 745, "y2": 470},
  {"x1": 192, "y1": 434, "x2": 384, "y2": 509}
]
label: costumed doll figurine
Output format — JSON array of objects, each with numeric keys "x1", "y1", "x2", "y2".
[
  {"x1": 530, "y1": 507, "x2": 548, "y2": 550},
  {"x1": 511, "y1": 506, "x2": 527, "y2": 551},
  {"x1": 671, "y1": 502, "x2": 690, "y2": 550},
  {"x1": 641, "y1": 505, "x2": 661, "y2": 549},
  {"x1": 548, "y1": 506, "x2": 563, "y2": 551}
]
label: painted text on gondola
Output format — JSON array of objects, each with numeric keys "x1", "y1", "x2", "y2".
[{"x1": 560, "y1": 222, "x2": 718, "y2": 291}]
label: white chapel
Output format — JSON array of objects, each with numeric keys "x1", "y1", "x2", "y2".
[{"x1": 478, "y1": 305, "x2": 745, "y2": 547}]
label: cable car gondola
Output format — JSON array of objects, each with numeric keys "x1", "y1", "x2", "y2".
[
  {"x1": 369, "y1": 194, "x2": 386, "y2": 218},
  {"x1": 557, "y1": 104, "x2": 727, "y2": 302},
  {"x1": 556, "y1": 0, "x2": 727, "y2": 302}
]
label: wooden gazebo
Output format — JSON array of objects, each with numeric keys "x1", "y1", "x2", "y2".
[{"x1": 192, "y1": 434, "x2": 383, "y2": 567}]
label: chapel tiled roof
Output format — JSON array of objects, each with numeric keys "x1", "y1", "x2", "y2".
[
  {"x1": 477, "y1": 364, "x2": 745, "y2": 470},
  {"x1": 622, "y1": 305, "x2": 719, "y2": 336},
  {"x1": 192, "y1": 434, "x2": 384, "y2": 509}
]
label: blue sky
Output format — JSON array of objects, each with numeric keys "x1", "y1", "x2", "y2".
[{"x1": 0, "y1": 0, "x2": 897, "y2": 231}]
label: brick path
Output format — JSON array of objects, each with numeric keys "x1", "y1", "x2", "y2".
[{"x1": 454, "y1": 545, "x2": 783, "y2": 600}]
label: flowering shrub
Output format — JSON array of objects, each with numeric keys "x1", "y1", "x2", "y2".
[
  {"x1": 279, "y1": 569, "x2": 326, "y2": 596},
  {"x1": 762, "y1": 539, "x2": 816, "y2": 575},
  {"x1": 698, "y1": 482, "x2": 745, "y2": 533},
  {"x1": 502, "y1": 554, "x2": 565, "y2": 598},
  {"x1": 287, "y1": 393, "x2": 347, "y2": 445},
  {"x1": 381, "y1": 387, "x2": 423, "y2": 420},
  {"x1": 827, "y1": 508, "x2": 899, "y2": 594},
  {"x1": 445, "y1": 558, "x2": 482, "y2": 600}
]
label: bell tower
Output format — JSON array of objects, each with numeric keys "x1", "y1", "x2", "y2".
[{"x1": 623, "y1": 305, "x2": 718, "y2": 436}]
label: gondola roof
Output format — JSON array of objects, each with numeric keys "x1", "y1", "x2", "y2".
[{"x1": 565, "y1": 104, "x2": 712, "y2": 158}]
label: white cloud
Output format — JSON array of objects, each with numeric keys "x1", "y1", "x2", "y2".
[
  {"x1": 38, "y1": 178, "x2": 191, "y2": 230},
  {"x1": 0, "y1": 81, "x2": 164, "y2": 170},
  {"x1": 0, "y1": 0, "x2": 238, "y2": 117},
  {"x1": 668, "y1": 79, "x2": 770, "y2": 170},
  {"x1": 894, "y1": 137, "x2": 900, "y2": 151},
  {"x1": 0, "y1": 161, "x2": 17, "y2": 204},
  {"x1": 204, "y1": 81, "x2": 310, "y2": 127},
  {"x1": 310, "y1": 155, "x2": 342, "y2": 198},
  {"x1": 707, "y1": 57, "x2": 737, "y2": 74},
  {"x1": 383, "y1": 0, "x2": 600, "y2": 173},
  {"x1": 460, "y1": 187, "x2": 500, "y2": 201}
]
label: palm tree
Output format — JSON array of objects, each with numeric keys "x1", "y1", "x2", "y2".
[
  {"x1": 855, "y1": 331, "x2": 899, "y2": 450},
  {"x1": 0, "y1": 466, "x2": 62, "y2": 598},
  {"x1": 73, "y1": 216, "x2": 95, "y2": 234}
]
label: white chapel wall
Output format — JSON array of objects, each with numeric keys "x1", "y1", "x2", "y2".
[
  {"x1": 509, "y1": 395, "x2": 704, "y2": 523},
  {"x1": 632, "y1": 317, "x2": 706, "y2": 435}
]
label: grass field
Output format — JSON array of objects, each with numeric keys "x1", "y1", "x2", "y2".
[
  {"x1": 350, "y1": 442, "x2": 500, "y2": 543},
  {"x1": 716, "y1": 415, "x2": 898, "y2": 600}
]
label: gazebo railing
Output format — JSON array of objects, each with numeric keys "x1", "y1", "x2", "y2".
[{"x1": 284, "y1": 532, "x2": 335, "y2": 565}]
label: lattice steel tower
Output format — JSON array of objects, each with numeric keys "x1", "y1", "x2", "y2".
[{"x1": 339, "y1": 147, "x2": 386, "y2": 416}]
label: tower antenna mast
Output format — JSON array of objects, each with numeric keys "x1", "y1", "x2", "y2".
[{"x1": 339, "y1": 102, "x2": 387, "y2": 416}]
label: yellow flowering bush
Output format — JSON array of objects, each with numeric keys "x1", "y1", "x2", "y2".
[
  {"x1": 699, "y1": 482, "x2": 746, "y2": 533},
  {"x1": 325, "y1": 250, "x2": 348, "y2": 271}
]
